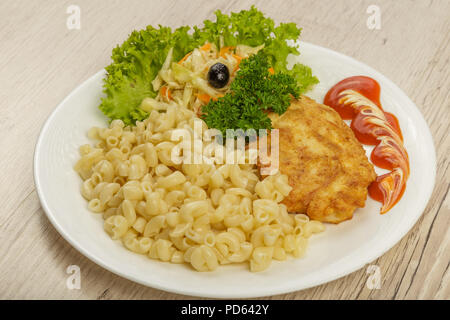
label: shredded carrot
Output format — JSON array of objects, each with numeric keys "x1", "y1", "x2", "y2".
[
  {"x1": 212, "y1": 94, "x2": 225, "y2": 101},
  {"x1": 219, "y1": 46, "x2": 235, "y2": 58},
  {"x1": 200, "y1": 43, "x2": 212, "y2": 51},
  {"x1": 197, "y1": 93, "x2": 212, "y2": 103},
  {"x1": 268, "y1": 67, "x2": 275, "y2": 75},
  {"x1": 232, "y1": 54, "x2": 243, "y2": 72},
  {"x1": 160, "y1": 86, "x2": 172, "y2": 100},
  {"x1": 197, "y1": 93, "x2": 225, "y2": 103},
  {"x1": 178, "y1": 52, "x2": 191, "y2": 64}
]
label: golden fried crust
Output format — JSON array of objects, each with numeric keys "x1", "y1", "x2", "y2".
[{"x1": 260, "y1": 96, "x2": 376, "y2": 224}]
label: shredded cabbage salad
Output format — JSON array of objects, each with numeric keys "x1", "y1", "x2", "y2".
[
  {"x1": 99, "y1": 6, "x2": 318, "y2": 125},
  {"x1": 139, "y1": 42, "x2": 265, "y2": 116}
]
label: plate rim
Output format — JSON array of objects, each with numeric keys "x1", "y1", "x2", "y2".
[{"x1": 34, "y1": 41, "x2": 437, "y2": 298}]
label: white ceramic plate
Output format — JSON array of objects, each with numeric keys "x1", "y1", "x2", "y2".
[{"x1": 34, "y1": 42, "x2": 436, "y2": 298}]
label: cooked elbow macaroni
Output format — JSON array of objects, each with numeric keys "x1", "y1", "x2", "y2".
[{"x1": 75, "y1": 108, "x2": 324, "y2": 272}]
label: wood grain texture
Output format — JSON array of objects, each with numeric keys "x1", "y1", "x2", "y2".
[{"x1": 0, "y1": 0, "x2": 448, "y2": 300}]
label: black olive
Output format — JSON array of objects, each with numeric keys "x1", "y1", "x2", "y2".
[{"x1": 207, "y1": 63, "x2": 230, "y2": 88}]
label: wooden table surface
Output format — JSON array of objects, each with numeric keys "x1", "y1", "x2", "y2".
[{"x1": 0, "y1": 0, "x2": 448, "y2": 300}]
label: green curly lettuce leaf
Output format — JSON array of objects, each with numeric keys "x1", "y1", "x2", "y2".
[{"x1": 100, "y1": 26, "x2": 202, "y2": 125}]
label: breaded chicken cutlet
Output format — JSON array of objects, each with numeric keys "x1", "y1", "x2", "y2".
[{"x1": 258, "y1": 96, "x2": 376, "y2": 224}]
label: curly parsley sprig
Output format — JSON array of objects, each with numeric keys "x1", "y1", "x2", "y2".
[{"x1": 201, "y1": 52, "x2": 300, "y2": 136}]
